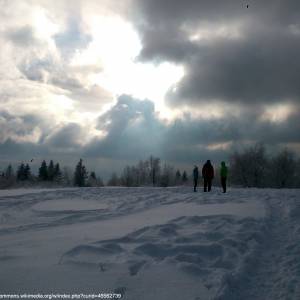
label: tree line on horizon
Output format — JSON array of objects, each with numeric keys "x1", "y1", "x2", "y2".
[
  {"x1": 107, "y1": 156, "x2": 189, "y2": 187},
  {"x1": 0, "y1": 159, "x2": 103, "y2": 189},
  {"x1": 230, "y1": 144, "x2": 300, "y2": 188},
  {"x1": 0, "y1": 145, "x2": 299, "y2": 189}
]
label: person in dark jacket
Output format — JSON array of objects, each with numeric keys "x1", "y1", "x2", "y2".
[
  {"x1": 220, "y1": 161, "x2": 228, "y2": 193},
  {"x1": 202, "y1": 160, "x2": 214, "y2": 192},
  {"x1": 193, "y1": 165, "x2": 199, "y2": 192}
]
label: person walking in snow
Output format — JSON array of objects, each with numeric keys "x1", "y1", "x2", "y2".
[
  {"x1": 220, "y1": 161, "x2": 228, "y2": 193},
  {"x1": 193, "y1": 165, "x2": 199, "y2": 192},
  {"x1": 202, "y1": 160, "x2": 214, "y2": 192}
]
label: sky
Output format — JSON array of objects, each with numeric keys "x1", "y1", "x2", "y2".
[{"x1": 0, "y1": 0, "x2": 299, "y2": 178}]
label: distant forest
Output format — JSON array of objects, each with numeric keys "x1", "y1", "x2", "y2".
[{"x1": 0, "y1": 144, "x2": 300, "y2": 189}]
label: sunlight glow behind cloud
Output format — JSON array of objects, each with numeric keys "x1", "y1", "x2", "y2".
[
  {"x1": 184, "y1": 22, "x2": 243, "y2": 42},
  {"x1": 33, "y1": 8, "x2": 60, "y2": 40},
  {"x1": 72, "y1": 15, "x2": 185, "y2": 118},
  {"x1": 260, "y1": 104, "x2": 295, "y2": 123}
]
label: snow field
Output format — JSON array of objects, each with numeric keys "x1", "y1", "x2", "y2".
[{"x1": 0, "y1": 187, "x2": 299, "y2": 299}]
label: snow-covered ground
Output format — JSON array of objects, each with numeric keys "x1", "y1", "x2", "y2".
[{"x1": 0, "y1": 187, "x2": 299, "y2": 299}]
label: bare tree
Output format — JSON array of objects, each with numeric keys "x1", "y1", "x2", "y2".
[
  {"x1": 107, "y1": 172, "x2": 120, "y2": 186},
  {"x1": 230, "y1": 143, "x2": 268, "y2": 187},
  {"x1": 62, "y1": 166, "x2": 73, "y2": 186},
  {"x1": 160, "y1": 164, "x2": 175, "y2": 187},
  {"x1": 175, "y1": 169, "x2": 181, "y2": 185},
  {"x1": 122, "y1": 166, "x2": 133, "y2": 187},
  {"x1": 270, "y1": 149, "x2": 296, "y2": 188},
  {"x1": 149, "y1": 155, "x2": 161, "y2": 186}
]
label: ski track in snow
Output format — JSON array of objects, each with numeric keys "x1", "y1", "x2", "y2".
[
  {"x1": 0, "y1": 187, "x2": 299, "y2": 299},
  {"x1": 214, "y1": 190, "x2": 300, "y2": 300}
]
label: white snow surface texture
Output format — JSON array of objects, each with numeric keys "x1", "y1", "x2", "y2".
[{"x1": 0, "y1": 187, "x2": 299, "y2": 300}]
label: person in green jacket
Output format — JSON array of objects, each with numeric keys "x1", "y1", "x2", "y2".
[{"x1": 220, "y1": 161, "x2": 228, "y2": 193}]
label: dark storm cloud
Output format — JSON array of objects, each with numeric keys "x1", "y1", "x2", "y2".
[
  {"x1": 253, "y1": 111, "x2": 300, "y2": 144},
  {"x1": 136, "y1": 27, "x2": 197, "y2": 62},
  {"x1": 1, "y1": 96, "x2": 299, "y2": 165},
  {"x1": 84, "y1": 96, "x2": 300, "y2": 163},
  {"x1": 86, "y1": 95, "x2": 164, "y2": 159},
  {"x1": 165, "y1": 107, "x2": 300, "y2": 147},
  {"x1": 167, "y1": 30, "x2": 300, "y2": 105},
  {"x1": 97, "y1": 94, "x2": 156, "y2": 133},
  {"x1": 0, "y1": 139, "x2": 49, "y2": 157},
  {"x1": 45, "y1": 123, "x2": 83, "y2": 150},
  {"x1": 132, "y1": 0, "x2": 300, "y2": 106},
  {"x1": 134, "y1": 0, "x2": 300, "y2": 27},
  {"x1": 0, "y1": 114, "x2": 84, "y2": 157}
]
